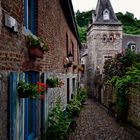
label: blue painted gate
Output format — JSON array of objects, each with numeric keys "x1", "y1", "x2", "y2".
[
  {"x1": 9, "y1": 72, "x2": 49, "y2": 140},
  {"x1": 24, "y1": 71, "x2": 39, "y2": 140}
]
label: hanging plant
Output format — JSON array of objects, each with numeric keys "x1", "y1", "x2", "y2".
[
  {"x1": 46, "y1": 77, "x2": 64, "y2": 88},
  {"x1": 17, "y1": 81, "x2": 47, "y2": 99},
  {"x1": 27, "y1": 35, "x2": 49, "y2": 58}
]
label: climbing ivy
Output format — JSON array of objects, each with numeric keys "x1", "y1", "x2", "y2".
[{"x1": 103, "y1": 49, "x2": 140, "y2": 121}]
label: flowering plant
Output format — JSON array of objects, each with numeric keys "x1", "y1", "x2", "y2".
[
  {"x1": 47, "y1": 78, "x2": 64, "y2": 88},
  {"x1": 18, "y1": 81, "x2": 47, "y2": 99}
]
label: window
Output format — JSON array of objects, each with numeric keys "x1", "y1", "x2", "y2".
[
  {"x1": 24, "y1": 0, "x2": 36, "y2": 34},
  {"x1": 71, "y1": 41, "x2": 74, "y2": 61},
  {"x1": 72, "y1": 78, "x2": 76, "y2": 93},
  {"x1": 66, "y1": 33, "x2": 68, "y2": 57},
  {"x1": 109, "y1": 35, "x2": 113, "y2": 42},
  {"x1": 127, "y1": 42, "x2": 136, "y2": 52},
  {"x1": 104, "y1": 56, "x2": 112, "y2": 63},
  {"x1": 103, "y1": 9, "x2": 110, "y2": 20},
  {"x1": 103, "y1": 34, "x2": 107, "y2": 42}
]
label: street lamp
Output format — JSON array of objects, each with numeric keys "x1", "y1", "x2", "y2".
[{"x1": 64, "y1": 52, "x2": 73, "y2": 68}]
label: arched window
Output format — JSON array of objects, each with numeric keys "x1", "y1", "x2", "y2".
[
  {"x1": 103, "y1": 9, "x2": 110, "y2": 20},
  {"x1": 109, "y1": 35, "x2": 114, "y2": 42},
  {"x1": 103, "y1": 34, "x2": 107, "y2": 42}
]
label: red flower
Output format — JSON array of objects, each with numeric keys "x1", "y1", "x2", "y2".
[{"x1": 36, "y1": 82, "x2": 47, "y2": 94}]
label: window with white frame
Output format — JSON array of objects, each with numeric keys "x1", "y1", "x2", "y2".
[
  {"x1": 103, "y1": 9, "x2": 110, "y2": 20},
  {"x1": 24, "y1": 0, "x2": 36, "y2": 34}
]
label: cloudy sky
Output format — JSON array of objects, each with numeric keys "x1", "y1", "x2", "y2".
[{"x1": 72, "y1": 0, "x2": 140, "y2": 19}]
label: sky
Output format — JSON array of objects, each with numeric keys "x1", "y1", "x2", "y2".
[{"x1": 72, "y1": 0, "x2": 140, "y2": 19}]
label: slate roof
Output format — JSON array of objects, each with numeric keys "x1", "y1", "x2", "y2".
[
  {"x1": 122, "y1": 34, "x2": 140, "y2": 52},
  {"x1": 60, "y1": 0, "x2": 81, "y2": 46},
  {"x1": 93, "y1": 0, "x2": 121, "y2": 25}
]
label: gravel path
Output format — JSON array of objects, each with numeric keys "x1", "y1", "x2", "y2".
[{"x1": 68, "y1": 99, "x2": 139, "y2": 140}]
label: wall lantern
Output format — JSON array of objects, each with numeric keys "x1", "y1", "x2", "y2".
[{"x1": 64, "y1": 52, "x2": 73, "y2": 68}]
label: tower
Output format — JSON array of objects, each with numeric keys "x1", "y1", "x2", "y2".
[
  {"x1": 87, "y1": 0, "x2": 122, "y2": 74},
  {"x1": 86, "y1": 0, "x2": 122, "y2": 97}
]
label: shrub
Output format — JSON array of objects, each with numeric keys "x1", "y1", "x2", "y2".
[
  {"x1": 77, "y1": 88, "x2": 88, "y2": 104},
  {"x1": 66, "y1": 95, "x2": 81, "y2": 117},
  {"x1": 47, "y1": 98, "x2": 71, "y2": 140}
]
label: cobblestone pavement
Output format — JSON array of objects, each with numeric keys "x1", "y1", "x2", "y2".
[{"x1": 68, "y1": 99, "x2": 139, "y2": 140}]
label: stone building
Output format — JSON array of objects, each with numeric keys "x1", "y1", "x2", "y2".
[
  {"x1": 0, "y1": 0, "x2": 80, "y2": 140},
  {"x1": 85, "y1": 0, "x2": 140, "y2": 128},
  {"x1": 86, "y1": 0, "x2": 122, "y2": 97}
]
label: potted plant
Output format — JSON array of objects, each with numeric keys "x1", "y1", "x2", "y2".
[
  {"x1": 77, "y1": 88, "x2": 88, "y2": 105},
  {"x1": 27, "y1": 35, "x2": 49, "y2": 58},
  {"x1": 47, "y1": 77, "x2": 61, "y2": 88},
  {"x1": 66, "y1": 95, "x2": 81, "y2": 117},
  {"x1": 17, "y1": 81, "x2": 47, "y2": 99}
]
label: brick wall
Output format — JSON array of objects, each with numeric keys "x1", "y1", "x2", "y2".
[
  {"x1": 0, "y1": 0, "x2": 79, "y2": 72},
  {"x1": 37, "y1": 0, "x2": 78, "y2": 73}
]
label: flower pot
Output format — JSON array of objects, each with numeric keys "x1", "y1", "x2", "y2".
[
  {"x1": 18, "y1": 89, "x2": 30, "y2": 98},
  {"x1": 29, "y1": 47, "x2": 44, "y2": 58}
]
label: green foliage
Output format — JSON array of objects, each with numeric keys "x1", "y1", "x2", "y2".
[
  {"x1": 27, "y1": 35, "x2": 41, "y2": 47},
  {"x1": 47, "y1": 77, "x2": 59, "y2": 88},
  {"x1": 121, "y1": 49, "x2": 137, "y2": 67},
  {"x1": 27, "y1": 35, "x2": 49, "y2": 51},
  {"x1": 116, "y1": 12, "x2": 140, "y2": 35},
  {"x1": 47, "y1": 97, "x2": 71, "y2": 140},
  {"x1": 43, "y1": 44, "x2": 49, "y2": 52},
  {"x1": 18, "y1": 81, "x2": 38, "y2": 99},
  {"x1": 104, "y1": 49, "x2": 140, "y2": 121},
  {"x1": 77, "y1": 25, "x2": 87, "y2": 43},
  {"x1": 66, "y1": 95, "x2": 81, "y2": 118},
  {"x1": 77, "y1": 88, "x2": 88, "y2": 103},
  {"x1": 76, "y1": 10, "x2": 92, "y2": 27},
  {"x1": 75, "y1": 10, "x2": 92, "y2": 42}
]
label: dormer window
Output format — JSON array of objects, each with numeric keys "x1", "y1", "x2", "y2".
[
  {"x1": 127, "y1": 42, "x2": 137, "y2": 51},
  {"x1": 103, "y1": 9, "x2": 110, "y2": 20},
  {"x1": 127, "y1": 42, "x2": 136, "y2": 52}
]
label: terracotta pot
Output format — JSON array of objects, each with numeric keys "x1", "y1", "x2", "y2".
[{"x1": 29, "y1": 47, "x2": 44, "y2": 58}]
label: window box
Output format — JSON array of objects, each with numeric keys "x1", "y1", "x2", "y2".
[
  {"x1": 29, "y1": 47, "x2": 44, "y2": 58},
  {"x1": 27, "y1": 35, "x2": 49, "y2": 58}
]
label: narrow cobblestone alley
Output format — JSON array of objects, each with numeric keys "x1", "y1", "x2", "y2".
[{"x1": 68, "y1": 99, "x2": 140, "y2": 140}]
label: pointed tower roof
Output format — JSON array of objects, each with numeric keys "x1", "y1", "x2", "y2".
[{"x1": 94, "y1": 0, "x2": 121, "y2": 25}]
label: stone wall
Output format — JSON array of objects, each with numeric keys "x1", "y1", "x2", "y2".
[
  {"x1": 0, "y1": 72, "x2": 9, "y2": 140},
  {"x1": 128, "y1": 92, "x2": 140, "y2": 128},
  {"x1": 87, "y1": 25, "x2": 122, "y2": 73},
  {"x1": 47, "y1": 72, "x2": 78, "y2": 111},
  {"x1": 103, "y1": 85, "x2": 140, "y2": 128}
]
